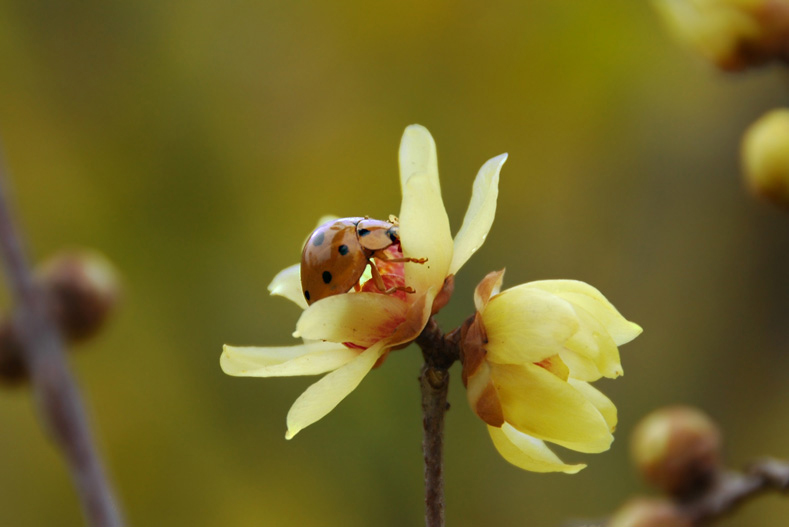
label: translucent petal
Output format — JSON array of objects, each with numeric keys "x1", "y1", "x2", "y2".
[
  {"x1": 525, "y1": 280, "x2": 642, "y2": 345},
  {"x1": 473, "y1": 269, "x2": 505, "y2": 313},
  {"x1": 399, "y1": 173, "x2": 452, "y2": 296},
  {"x1": 490, "y1": 362, "x2": 613, "y2": 453},
  {"x1": 220, "y1": 342, "x2": 358, "y2": 377},
  {"x1": 293, "y1": 292, "x2": 408, "y2": 347},
  {"x1": 482, "y1": 286, "x2": 579, "y2": 365},
  {"x1": 449, "y1": 154, "x2": 507, "y2": 275},
  {"x1": 285, "y1": 340, "x2": 388, "y2": 439},
  {"x1": 398, "y1": 124, "x2": 440, "y2": 191},
  {"x1": 488, "y1": 424, "x2": 586, "y2": 474},
  {"x1": 564, "y1": 306, "x2": 623, "y2": 379},
  {"x1": 268, "y1": 263, "x2": 308, "y2": 310},
  {"x1": 568, "y1": 379, "x2": 617, "y2": 432}
]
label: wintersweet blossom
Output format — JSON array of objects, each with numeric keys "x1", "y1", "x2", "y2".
[
  {"x1": 462, "y1": 270, "x2": 642, "y2": 473},
  {"x1": 221, "y1": 125, "x2": 507, "y2": 439},
  {"x1": 653, "y1": 0, "x2": 789, "y2": 71}
]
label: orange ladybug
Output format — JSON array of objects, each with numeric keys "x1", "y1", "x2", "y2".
[{"x1": 300, "y1": 217, "x2": 426, "y2": 305}]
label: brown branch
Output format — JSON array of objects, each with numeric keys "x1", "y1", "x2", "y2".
[
  {"x1": 0, "y1": 152, "x2": 123, "y2": 526},
  {"x1": 680, "y1": 458, "x2": 789, "y2": 524},
  {"x1": 415, "y1": 317, "x2": 465, "y2": 527}
]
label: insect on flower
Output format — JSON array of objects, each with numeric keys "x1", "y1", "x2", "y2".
[{"x1": 300, "y1": 216, "x2": 427, "y2": 305}]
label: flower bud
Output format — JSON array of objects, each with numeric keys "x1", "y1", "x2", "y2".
[
  {"x1": 630, "y1": 406, "x2": 722, "y2": 497},
  {"x1": 653, "y1": 0, "x2": 789, "y2": 71},
  {"x1": 608, "y1": 498, "x2": 691, "y2": 527},
  {"x1": 0, "y1": 250, "x2": 121, "y2": 386},
  {"x1": 742, "y1": 108, "x2": 789, "y2": 209},
  {"x1": 37, "y1": 250, "x2": 121, "y2": 341}
]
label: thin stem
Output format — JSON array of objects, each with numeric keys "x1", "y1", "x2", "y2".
[
  {"x1": 420, "y1": 363, "x2": 450, "y2": 527},
  {"x1": 0, "y1": 150, "x2": 122, "y2": 526},
  {"x1": 416, "y1": 317, "x2": 464, "y2": 527}
]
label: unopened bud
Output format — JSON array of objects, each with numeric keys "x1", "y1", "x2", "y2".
[
  {"x1": 36, "y1": 250, "x2": 121, "y2": 341},
  {"x1": 653, "y1": 0, "x2": 789, "y2": 71},
  {"x1": 608, "y1": 498, "x2": 691, "y2": 527},
  {"x1": 631, "y1": 406, "x2": 722, "y2": 497},
  {"x1": 0, "y1": 250, "x2": 121, "y2": 385},
  {"x1": 742, "y1": 108, "x2": 789, "y2": 209}
]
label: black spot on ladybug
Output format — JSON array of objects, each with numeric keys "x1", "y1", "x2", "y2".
[
  {"x1": 358, "y1": 228, "x2": 370, "y2": 237},
  {"x1": 338, "y1": 244, "x2": 349, "y2": 256},
  {"x1": 387, "y1": 229, "x2": 398, "y2": 243},
  {"x1": 322, "y1": 271, "x2": 332, "y2": 284},
  {"x1": 304, "y1": 290, "x2": 311, "y2": 301},
  {"x1": 312, "y1": 232, "x2": 325, "y2": 246}
]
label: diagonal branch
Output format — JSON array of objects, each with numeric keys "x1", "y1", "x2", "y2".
[{"x1": 0, "y1": 148, "x2": 122, "y2": 526}]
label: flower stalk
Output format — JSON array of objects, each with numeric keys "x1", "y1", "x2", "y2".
[{"x1": 415, "y1": 317, "x2": 464, "y2": 527}]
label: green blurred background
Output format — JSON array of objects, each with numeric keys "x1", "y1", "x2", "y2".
[{"x1": 1, "y1": 0, "x2": 789, "y2": 525}]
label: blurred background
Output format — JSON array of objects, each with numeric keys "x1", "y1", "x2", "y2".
[{"x1": 1, "y1": 0, "x2": 788, "y2": 525}]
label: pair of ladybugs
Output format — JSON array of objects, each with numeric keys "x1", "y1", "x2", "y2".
[{"x1": 300, "y1": 217, "x2": 427, "y2": 305}]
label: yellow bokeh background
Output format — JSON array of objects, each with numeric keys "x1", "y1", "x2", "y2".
[{"x1": 1, "y1": 1, "x2": 789, "y2": 525}]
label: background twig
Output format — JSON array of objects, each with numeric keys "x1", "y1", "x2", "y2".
[{"x1": 0, "y1": 149, "x2": 122, "y2": 527}]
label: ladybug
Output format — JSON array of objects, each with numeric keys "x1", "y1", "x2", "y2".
[{"x1": 300, "y1": 216, "x2": 427, "y2": 305}]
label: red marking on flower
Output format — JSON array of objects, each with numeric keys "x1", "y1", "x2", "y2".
[{"x1": 360, "y1": 245, "x2": 408, "y2": 301}]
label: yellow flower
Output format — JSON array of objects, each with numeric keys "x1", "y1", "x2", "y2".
[
  {"x1": 462, "y1": 270, "x2": 642, "y2": 473},
  {"x1": 652, "y1": 0, "x2": 789, "y2": 71},
  {"x1": 221, "y1": 125, "x2": 507, "y2": 439}
]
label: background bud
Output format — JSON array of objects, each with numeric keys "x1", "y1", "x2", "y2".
[
  {"x1": 608, "y1": 498, "x2": 691, "y2": 527},
  {"x1": 0, "y1": 250, "x2": 120, "y2": 385},
  {"x1": 653, "y1": 0, "x2": 789, "y2": 71},
  {"x1": 36, "y1": 250, "x2": 121, "y2": 341},
  {"x1": 742, "y1": 108, "x2": 789, "y2": 209},
  {"x1": 631, "y1": 406, "x2": 722, "y2": 497}
]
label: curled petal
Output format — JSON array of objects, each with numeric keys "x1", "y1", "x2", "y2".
[
  {"x1": 563, "y1": 307, "x2": 623, "y2": 380},
  {"x1": 490, "y1": 362, "x2": 613, "y2": 453},
  {"x1": 285, "y1": 340, "x2": 388, "y2": 439},
  {"x1": 473, "y1": 269, "x2": 505, "y2": 313},
  {"x1": 294, "y1": 293, "x2": 408, "y2": 347},
  {"x1": 449, "y1": 154, "x2": 507, "y2": 275},
  {"x1": 221, "y1": 342, "x2": 357, "y2": 377},
  {"x1": 399, "y1": 124, "x2": 440, "y2": 191},
  {"x1": 488, "y1": 424, "x2": 586, "y2": 474},
  {"x1": 387, "y1": 287, "x2": 437, "y2": 347},
  {"x1": 568, "y1": 378, "x2": 617, "y2": 432},
  {"x1": 525, "y1": 280, "x2": 642, "y2": 345},
  {"x1": 399, "y1": 172, "x2": 453, "y2": 296},
  {"x1": 268, "y1": 263, "x2": 308, "y2": 310},
  {"x1": 482, "y1": 286, "x2": 579, "y2": 365}
]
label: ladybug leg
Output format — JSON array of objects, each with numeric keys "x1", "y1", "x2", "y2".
[
  {"x1": 368, "y1": 259, "x2": 416, "y2": 296},
  {"x1": 372, "y1": 250, "x2": 428, "y2": 265}
]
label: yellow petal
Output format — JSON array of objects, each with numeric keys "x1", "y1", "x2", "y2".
[
  {"x1": 386, "y1": 287, "x2": 437, "y2": 347},
  {"x1": 526, "y1": 280, "x2": 642, "y2": 345},
  {"x1": 220, "y1": 342, "x2": 358, "y2": 377},
  {"x1": 490, "y1": 362, "x2": 613, "y2": 453},
  {"x1": 285, "y1": 340, "x2": 388, "y2": 439},
  {"x1": 449, "y1": 154, "x2": 507, "y2": 275},
  {"x1": 293, "y1": 292, "x2": 408, "y2": 347},
  {"x1": 398, "y1": 124, "x2": 440, "y2": 191},
  {"x1": 488, "y1": 424, "x2": 586, "y2": 474},
  {"x1": 564, "y1": 306, "x2": 623, "y2": 379},
  {"x1": 399, "y1": 172, "x2": 452, "y2": 295},
  {"x1": 473, "y1": 269, "x2": 505, "y2": 313},
  {"x1": 482, "y1": 286, "x2": 579, "y2": 365},
  {"x1": 568, "y1": 379, "x2": 617, "y2": 432},
  {"x1": 268, "y1": 263, "x2": 308, "y2": 310}
]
